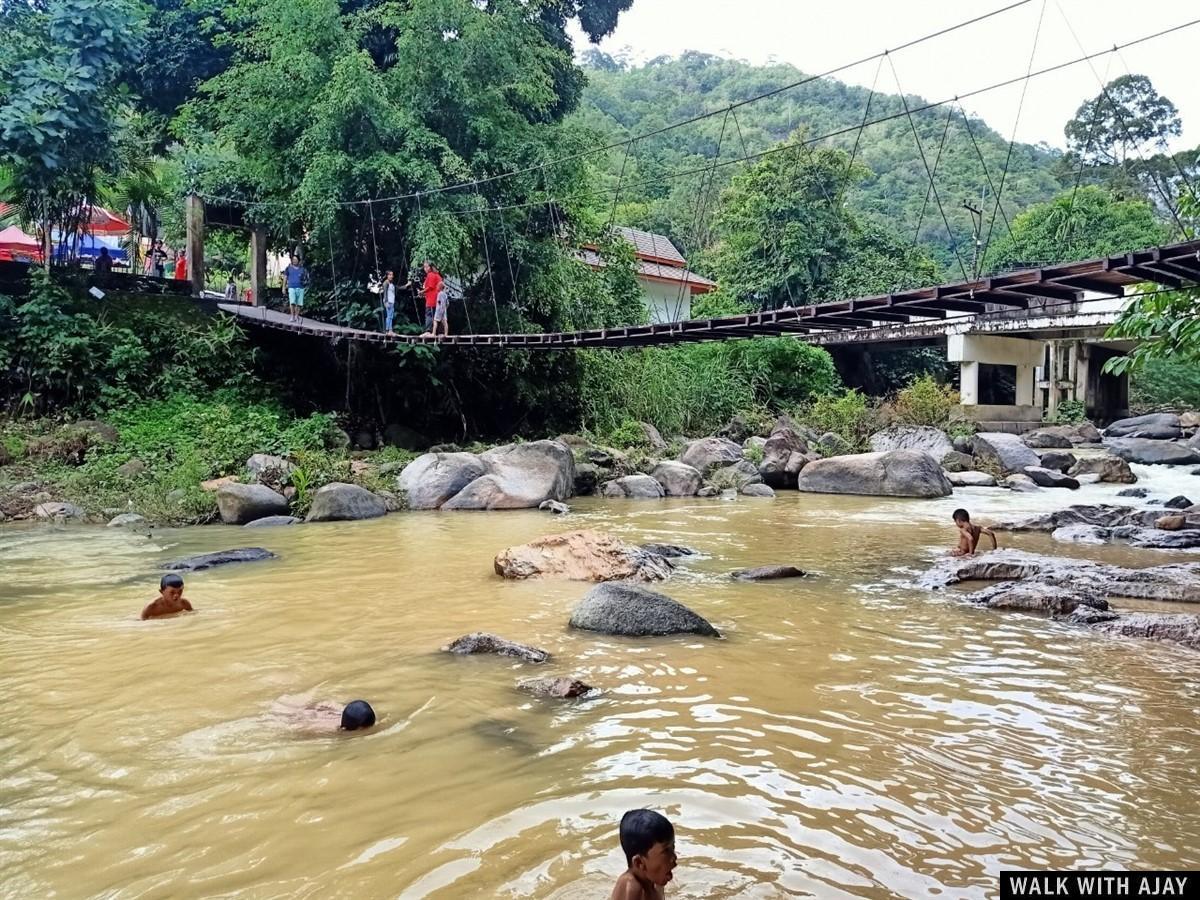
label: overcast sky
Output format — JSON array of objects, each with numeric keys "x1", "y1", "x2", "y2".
[{"x1": 571, "y1": 0, "x2": 1199, "y2": 154}]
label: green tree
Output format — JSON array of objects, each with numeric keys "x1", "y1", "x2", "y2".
[
  {"x1": 1104, "y1": 187, "x2": 1199, "y2": 374},
  {"x1": 0, "y1": 0, "x2": 146, "y2": 267},
  {"x1": 984, "y1": 185, "x2": 1170, "y2": 271},
  {"x1": 1064, "y1": 75, "x2": 1182, "y2": 167}
]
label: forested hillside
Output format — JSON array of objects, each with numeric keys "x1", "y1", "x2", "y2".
[{"x1": 573, "y1": 51, "x2": 1066, "y2": 271}]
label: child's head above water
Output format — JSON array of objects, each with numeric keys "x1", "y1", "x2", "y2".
[
  {"x1": 160, "y1": 573, "x2": 184, "y2": 599},
  {"x1": 952, "y1": 508, "x2": 971, "y2": 525},
  {"x1": 340, "y1": 700, "x2": 376, "y2": 731},
  {"x1": 619, "y1": 808, "x2": 677, "y2": 887}
]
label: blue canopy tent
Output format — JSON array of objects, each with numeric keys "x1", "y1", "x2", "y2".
[{"x1": 51, "y1": 231, "x2": 129, "y2": 263}]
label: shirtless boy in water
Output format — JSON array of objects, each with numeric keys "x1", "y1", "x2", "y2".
[
  {"x1": 610, "y1": 809, "x2": 677, "y2": 900},
  {"x1": 141, "y1": 574, "x2": 194, "y2": 620},
  {"x1": 951, "y1": 508, "x2": 997, "y2": 557},
  {"x1": 271, "y1": 697, "x2": 377, "y2": 735}
]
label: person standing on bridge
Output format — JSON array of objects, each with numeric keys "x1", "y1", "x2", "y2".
[
  {"x1": 420, "y1": 260, "x2": 443, "y2": 337},
  {"x1": 382, "y1": 270, "x2": 397, "y2": 336},
  {"x1": 282, "y1": 253, "x2": 310, "y2": 323}
]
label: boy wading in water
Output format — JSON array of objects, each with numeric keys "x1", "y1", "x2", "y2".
[
  {"x1": 141, "y1": 574, "x2": 194, "y2": 620},
  {"x1": 610, "y1": 809, "x2": 677, "y2": 900},
  {"x1": 951, "y1": 508, "x2": 998, "y2": 557}
]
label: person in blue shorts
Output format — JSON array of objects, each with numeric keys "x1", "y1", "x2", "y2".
[{"x1": 282, "y1": 254, "x2": 310, "y2": 322}]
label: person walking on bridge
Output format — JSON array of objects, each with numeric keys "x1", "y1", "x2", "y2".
[{"x1": 420, "y1": 260, "x2": 443, "y2": 337}]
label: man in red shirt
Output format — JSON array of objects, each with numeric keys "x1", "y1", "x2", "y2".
[{"x1": 421, "y1": 260, "x2": 442, "y2": 337}]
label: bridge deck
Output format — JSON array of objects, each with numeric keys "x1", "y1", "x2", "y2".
[{"x1": 220, "y1": 240, "x2": 1200, "y2": 349}]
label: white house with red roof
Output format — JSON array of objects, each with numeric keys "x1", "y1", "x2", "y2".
[{"x1": 580, "y1": 226, "x2": 716, "y2": 324}]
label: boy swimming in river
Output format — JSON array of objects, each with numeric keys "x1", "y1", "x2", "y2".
[
  {"x1": 141, "y1": 574, "x2": 194, "y2": 620},
  {"x1": 270, "y1": 697, "x2": 377, "y2": 735},
  {"x1": 951, "y1": 508, "x2": 997, "y2": 557},
  {"x1": 610, "y1": 809, "x2": 677, "y2": 900}
]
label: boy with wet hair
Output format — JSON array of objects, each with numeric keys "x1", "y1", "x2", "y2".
[
  {"x1": 610, "y1": 808, "x2": 677, "y2": 900},
  {"x1": 141, "y1": 574, "x2": 194, "y2": 620},
  {"x1": 951, "y1": 508, "x2": 997, "y2": 557}
]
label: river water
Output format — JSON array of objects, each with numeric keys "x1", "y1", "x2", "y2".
[{"x1": 2, "y1": 464, "x2": 1200, "y2": 899}]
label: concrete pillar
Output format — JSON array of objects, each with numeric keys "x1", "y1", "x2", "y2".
[
  {"x1": 959, "y1": 360, "x2": 980, "y2": 405},
  {"x1": 249, "y1": 227, "x2": 268, "y2": 307},
  {"x1": 185, "y1": 194, "x2": 206, "y2": 295}
]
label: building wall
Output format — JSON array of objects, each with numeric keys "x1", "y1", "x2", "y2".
[{"x1": 642, "y1": 279, "x2": 692, "y2": 324}]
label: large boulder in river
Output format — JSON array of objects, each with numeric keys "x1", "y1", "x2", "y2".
[
  {"x1": 1104, "y1": 438, "x2": 1200, "y2": 466},
  {"x1": 569, "y1": 583, "x2": 720, "y2": 637},
  {"x1": 216, "y1": 482, "x2": 290, "y2": 524},
  {"x1": 494, "y1": 530, "x2": 674, "y2": 582},
  {"x1": 442, "y1": 440, "x2": 575, "y2": 510},
  {"x1": 397, "y1": 452, "x2": 488, "y2": 510},
  {"x1": 1104, "y1": 412, "x2": 1181, "y2": 440},
  {"x1": 868, "y1": 425, "x2": 953, "y2": 459},
  {"x1": 1069, "y1": 454, "x2": 1136, "y2": 483},
  {"x1": 1021, "y1": 428, "x2": 1073, "y2": 449},
  {"x1": 971, "y1": 432, "x2": 1040, "y2": 474},
  {"x1": 797, "y1": 450, "x2": 952, "y2": 498},
  {"x1": 679, "y1": 437, "x2": 743, "y2": 474},
  {"x1": 758, "y1": 426, "x2": 810, "y2": 488},
  {"x1": 602, "y1": 474, "x2": 666, "y2": 500},
  {"x1": 1023, "y1": 466, "x2": 1079, "y2": 489},
  {"x1": 306, "y1": 483, "x2": 388, "y2": 522},
  {"x1": 651, "y1": 461, "x2": 702, "y2": 497}
]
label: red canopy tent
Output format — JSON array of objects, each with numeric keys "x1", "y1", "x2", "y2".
[
  {"x1": 0, "y1": 224, "x2": 44, "y2": 263},
  {"x1": 80, "y1": 205, "x2": 131, "y2": 236}
]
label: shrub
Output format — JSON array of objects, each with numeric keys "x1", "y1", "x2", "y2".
[
  {"x1": 607, "y1": 419, "x2": 650, "y2": 449},
  {"x1": 797, "y1": 390, "x2": 882, "y2": 451},
  {"x1": 892, "y1": 375, "x2": 959, "y2": 427},
  {"x1": 1129, "y1": 359, "x2": 1200, "y2": 411},
  {"x1": 1043, "y1": 399, "x2": 1087, "y2": 424}
]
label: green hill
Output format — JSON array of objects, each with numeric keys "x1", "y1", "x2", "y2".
[{"x1": 574, "y1": 51, "x2": 1067, "y2": 273}]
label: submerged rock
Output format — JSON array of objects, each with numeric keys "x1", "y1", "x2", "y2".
[
  {"x1": 731, "y1": 565, "x2": 807, "y2": 581},
  {"x1": 796, "y1": 450, "x2": 952, "y2": 498},
  {"x1": 569, "y1": 583, "x2": 720, "y2": 637},
  {"x1": 306, "y1": 483, "x2": 387, "y2": 522},
  {"x1": 640, "y1": 543, "x2": 698, "y2": 558},
  {"x1": 161, "y1": 547, "x2": 276, "y2": 572},
  {"x1": 966, "y1": 581, "x2": 1109, "y2": 616},
  {"x1": 1084, "y1": 612, "x2": 1200, "y2": 651},
  {"x1": 216, "y1": 482, "x2": 290, "y2": 525},
  {"x1": 1117, "y1": 487, "x2": 1150, "y2": 498},
  {"x1": 739, "y1": 483, "x2": 776, "y2": 498},
  {"x1": 494, "y1": 530, "x2": 674, "y2": 582},
  {"x1": 243, "y1": 515, "x2": 301, "y2": 528},
  {"x1": 442, "y1": 632, "x2": 549, "y2": 664},
  {"x1": 517, "y1": 677, "x2": 596, "y2": 699},
  {"x1": 539, "y1": 499, "x2": 571, "y2": 514}
]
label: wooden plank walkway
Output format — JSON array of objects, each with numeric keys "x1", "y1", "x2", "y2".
[{"x1": 219, "y1": 240, "x2": 1200, "y2": 350}]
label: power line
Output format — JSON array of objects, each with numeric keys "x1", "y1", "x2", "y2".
[{"x1": 198, "y1": 1, "x2": 1035, "y2": 210}]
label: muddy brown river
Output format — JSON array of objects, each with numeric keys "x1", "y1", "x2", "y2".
[{"x1": 2, "y1": 464, "x2": 1199, "y2": 898}]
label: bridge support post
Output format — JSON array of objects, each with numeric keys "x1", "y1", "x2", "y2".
[
  {"x1": 249, "y1": 227, "x2": 268, "y2": 307},
  {"x1": 186, "y1": 193, "x2": 205, "y2": 296},
  {"x1": 949, "y1": 334, "x2": 1044, "y2": 432}
]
